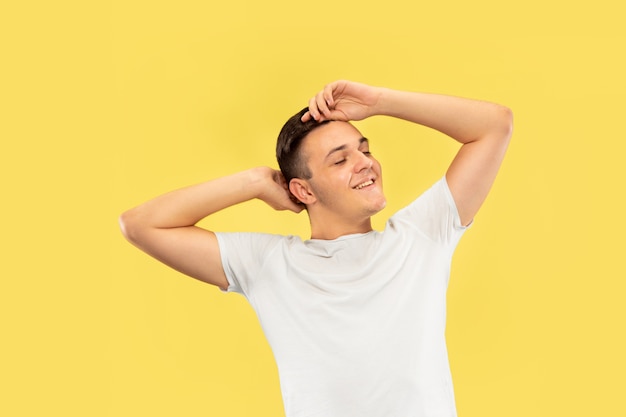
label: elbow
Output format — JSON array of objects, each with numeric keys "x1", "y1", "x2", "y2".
[
  {"x1": 497, "y1": 105, "x2": 514, "y2": 142},
  {"x1": 119, "y1": 208, "x2": 144, "y2": 245}
]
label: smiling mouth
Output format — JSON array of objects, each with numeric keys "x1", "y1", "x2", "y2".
[{"x1": 353, "y1": 179, "x2": 374, "y2": 190}]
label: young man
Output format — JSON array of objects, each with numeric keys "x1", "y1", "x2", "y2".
[{"x1": 120, "y1": 80, "x2": 512, "y2": 417}]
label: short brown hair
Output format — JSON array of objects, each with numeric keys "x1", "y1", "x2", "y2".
[{"x1": 276, "y1": 107, "x2": 329, "y2": 184}]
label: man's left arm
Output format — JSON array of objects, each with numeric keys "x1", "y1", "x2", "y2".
[
  {"x1": 303, "y1": 81, "x2": 513, "y2": 226},
  {"x1": 380, "y1": 88, "x2": 512, "y2": 225}
]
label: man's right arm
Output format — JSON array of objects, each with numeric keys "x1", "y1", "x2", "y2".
[
  {"x1": 119, "y1": 167, "x2": 302, "y2": 290},
  {"x1": 303, "y1": 80, "x2": 512, "y2": 227}
]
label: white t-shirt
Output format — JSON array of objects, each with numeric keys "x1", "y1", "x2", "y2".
[{"x1": 216, "y1": 177, "x2": 469, "y2": 417}]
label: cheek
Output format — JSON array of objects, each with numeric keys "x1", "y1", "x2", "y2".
[
  {"x1": 337, "y1": 169, "x2": 352, "y2": 183},
  {"x1": 324, "y1": 169, "x2": 351, "y2": 186},
  {"x1": 311, "y1": 167, "x2": 352, "y2": 193}
]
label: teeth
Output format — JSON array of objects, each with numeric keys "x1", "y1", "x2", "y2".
[{"x1": 354, "y1": 180, "x2": 374, "y2": 190}]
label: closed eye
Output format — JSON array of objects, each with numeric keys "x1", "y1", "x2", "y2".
[{"x1": 334, "y1": 159, "x2": 346, "y2": 165}]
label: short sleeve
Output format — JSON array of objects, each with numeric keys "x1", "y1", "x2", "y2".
[
  {"x1": 390, "y1": 176, "x2": 470, "y2": 248},
  {"x1": 215, "y1": 232, "x2": 284, "y2": 296}
]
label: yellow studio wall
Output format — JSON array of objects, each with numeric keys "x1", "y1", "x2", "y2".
[{"x1": 1, "y1": 0, "x2": 625, "y2": 416}]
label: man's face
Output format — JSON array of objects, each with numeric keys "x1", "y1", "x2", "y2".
[{"x1": 300, "y1": 121, "x2": 386, "y2": 220}]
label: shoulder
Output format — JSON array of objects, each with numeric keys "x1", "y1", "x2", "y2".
[
  {"x1": 387, "y1": 177, "x2": 469, "y2": 245},
  {"x1": 216, "y1": 232, "x2": 301, "y2": 294},
  {"x1": 215, "y1": 231, "x2": 296, "y2": 253},
  {"x1": 392, "y1": 177, "x2": 452, "y2": 219}
]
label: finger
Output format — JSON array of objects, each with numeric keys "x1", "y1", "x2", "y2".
[
  {"x1": 276, "y1": 171, "x2": 288, "y2": 189},
  {"x1": 307, "y1": 96, "x2": 320, "y2": 121},
  {"x1": 279, "y1": 191, "x2": 303, "y2": 213},
  {"x1": 288, "y1": 207, "x2": 304, "y2": 214},
  {"x1": 327, "y1": 109, "x2": 349, "y2": 122},
  {"x1": 301, "y1": 111, "x2": 312, "y2": 122},
  {"x1": 315, "y1": 90, "x2": 332, "y2": 118},
  {"x1": 287, "y1": 199, "x2": 305, "y2": 213},
  {"x1": 323, "y1": 83, "x2": 335, "y2": 108}
]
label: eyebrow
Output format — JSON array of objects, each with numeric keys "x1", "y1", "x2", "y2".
[{"x1": 324, "y1": 137, "x2": 369, "y2": 160}]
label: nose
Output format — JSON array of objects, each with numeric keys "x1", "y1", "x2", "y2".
[{"x1": 354, "y1": 151, "x2": 373, "y2": 173}]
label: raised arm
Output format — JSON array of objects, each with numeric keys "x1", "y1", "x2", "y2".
[
  {"x1": 303, "y1": 80, "x2": 513, "y2": 225},
  {"x1": 119, "y1": 167, "x2": 302, "y2": 289}
]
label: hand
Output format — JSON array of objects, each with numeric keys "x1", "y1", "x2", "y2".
[
  {"x1": 301, "y1": 80, "x2": 383, "y2": 123},
  {"x1": 255, "y1": 167, "x2": 304, "y2": 213}
]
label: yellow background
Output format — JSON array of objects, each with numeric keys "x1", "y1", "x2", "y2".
[{"x1": 2, "y1": 0, "x2": 624, "y2": 416}]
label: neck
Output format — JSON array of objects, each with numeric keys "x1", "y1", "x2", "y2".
[{"x1": 309, "y1": 215, "x2": 373, "y2": 240}]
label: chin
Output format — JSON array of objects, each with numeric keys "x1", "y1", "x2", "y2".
[{"x1": 369, "y1": 198, "x2": 387, "y2": 215}]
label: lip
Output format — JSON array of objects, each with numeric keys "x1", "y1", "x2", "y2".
[{"x1": 352, "y1": 178, "x2": 376, "y2": 190}]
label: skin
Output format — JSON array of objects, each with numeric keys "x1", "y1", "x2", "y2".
[
  {"x1": 302, "y1": 81, "x2": 513, "y2": 226},
  {"x1": 289, "y1": 121, "x2": 386, "y2": 240},
  {"x1": 119, "y1": 80, "x2": 513, "y2": 290}
]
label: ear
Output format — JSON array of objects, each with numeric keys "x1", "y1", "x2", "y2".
[{"x1": 289, "y1": 178, "x2": 316, "y2": 205}]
